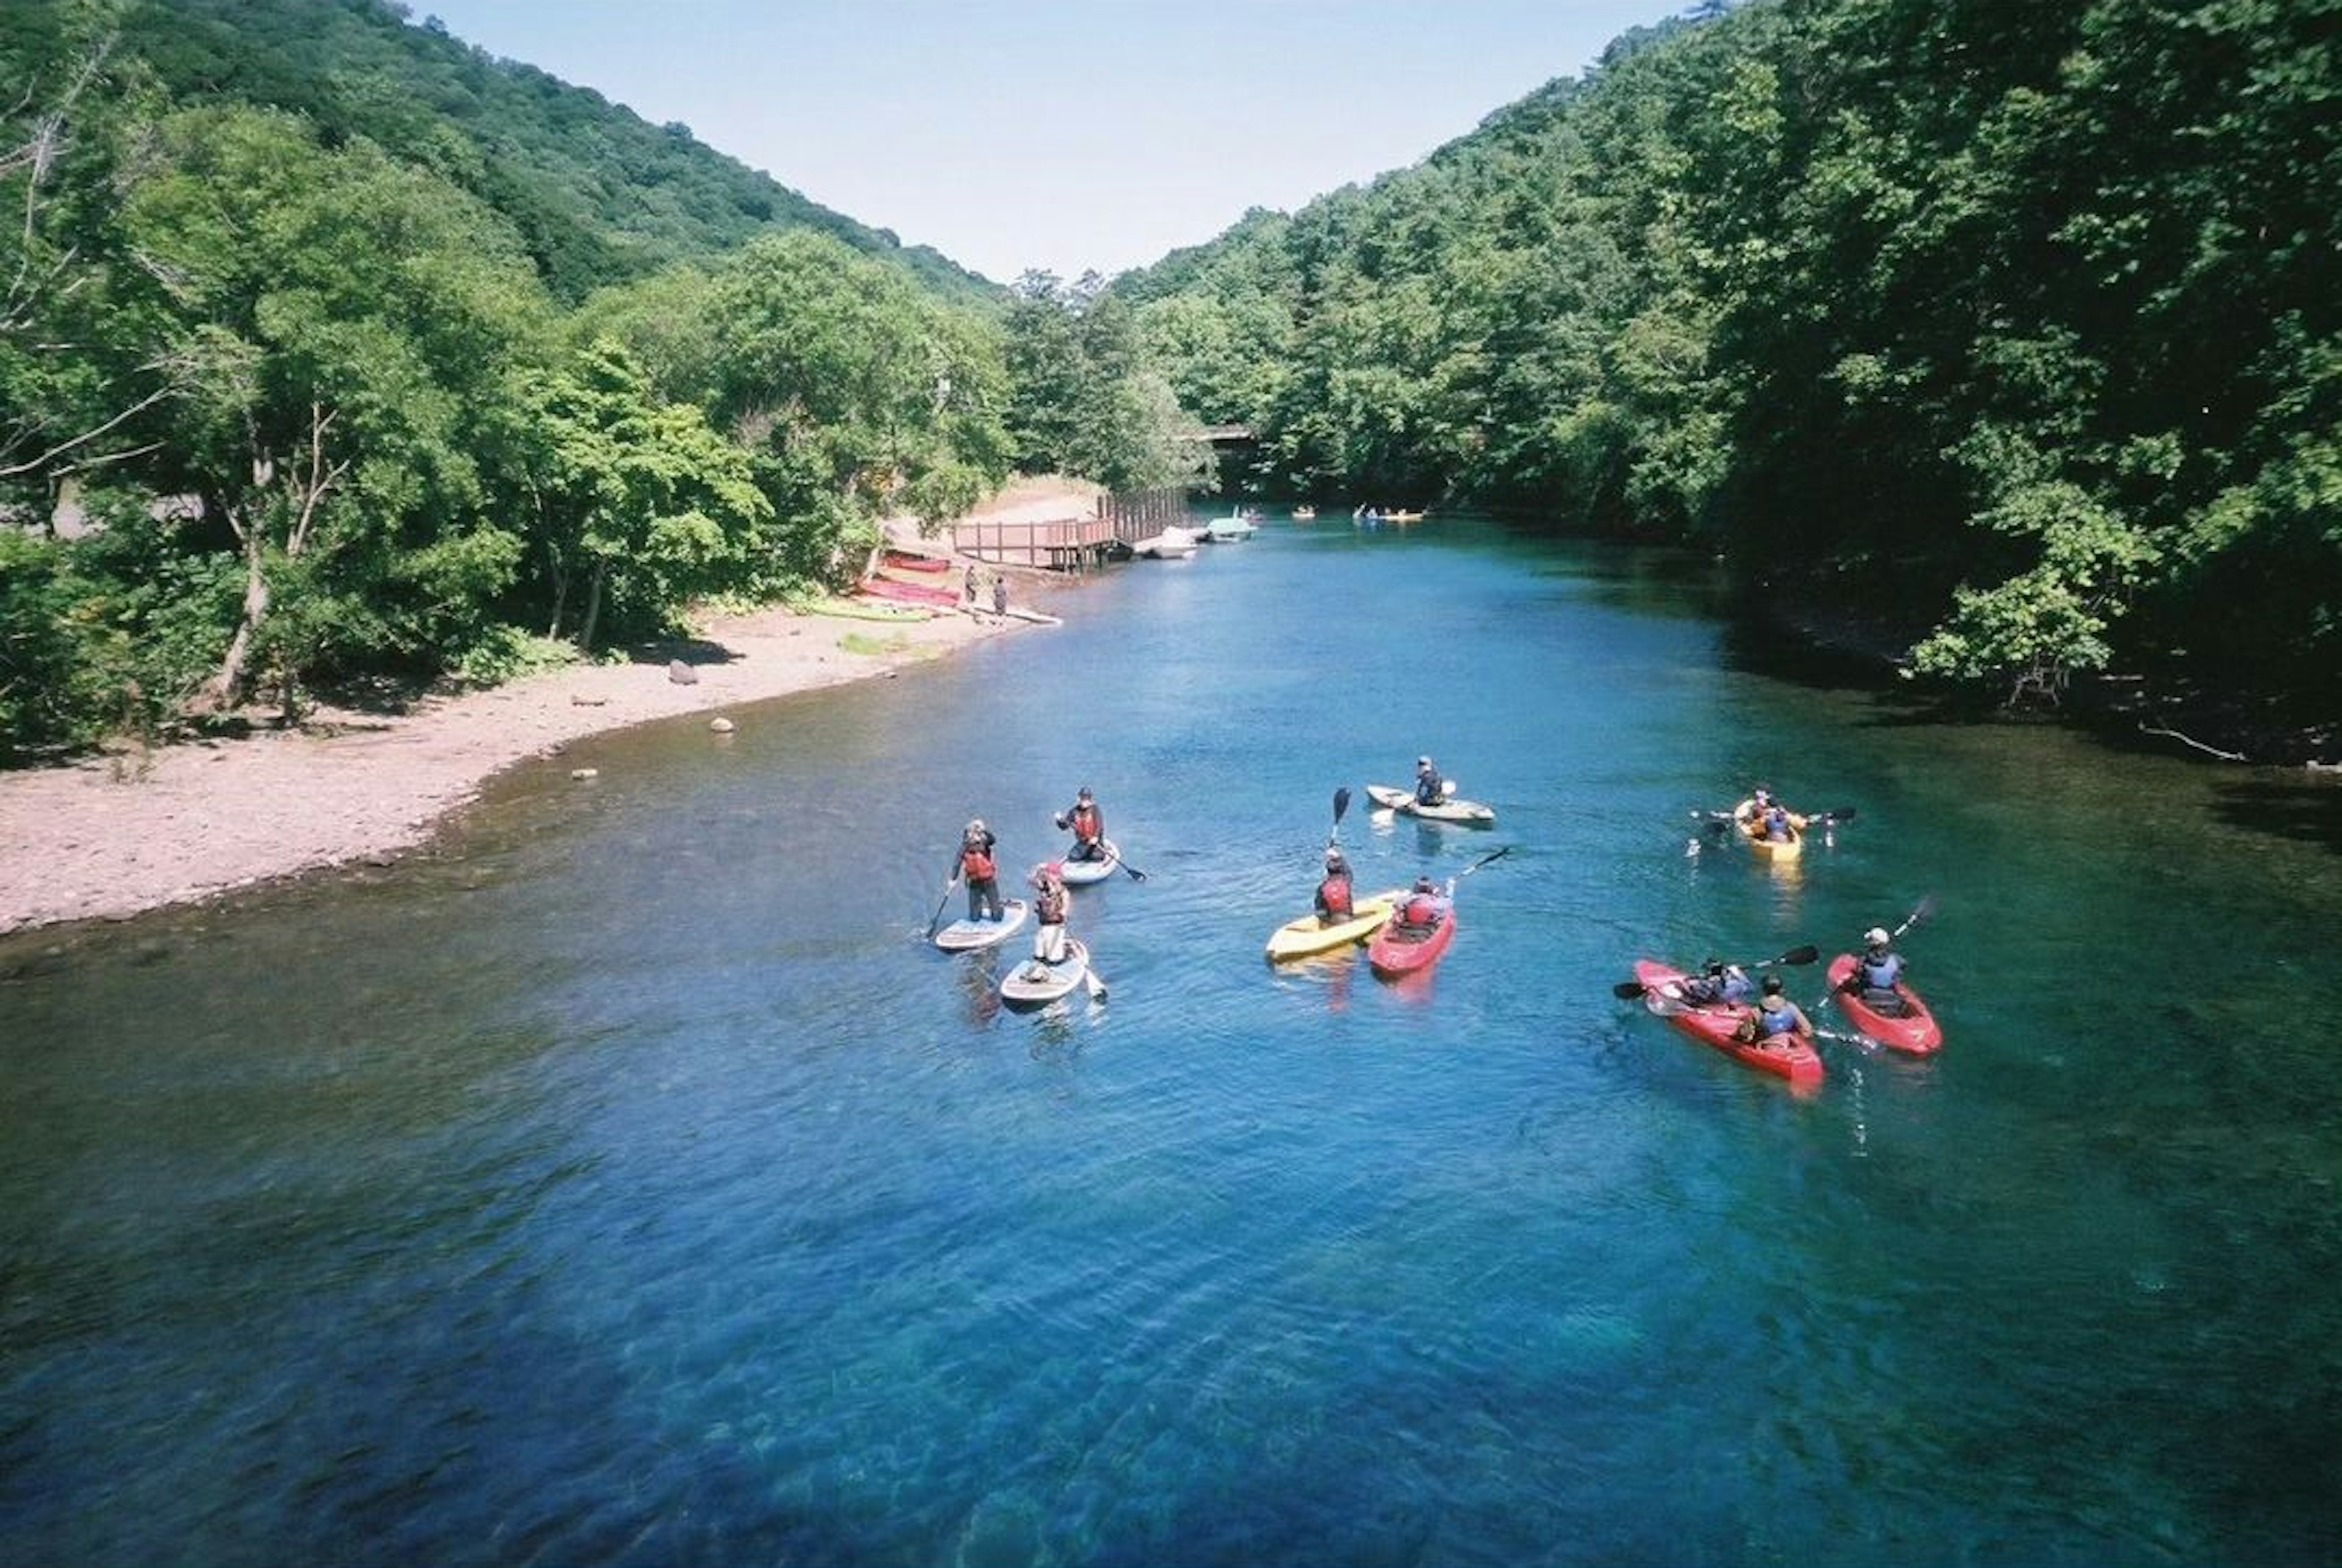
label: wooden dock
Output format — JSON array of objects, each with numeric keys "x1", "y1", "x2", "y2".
[{"x1": 953, "y1": 486, "x2": 1192, "y2": 571}]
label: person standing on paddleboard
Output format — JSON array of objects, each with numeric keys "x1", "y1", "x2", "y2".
[
  {"x1": 955, "y1": 819, "x2": 1004, "y2": 922},
  {"x1": 1027, "y1": 862, "x2": 1069, "y2": 973},
  {"x1": 1055, "y1": 787, "x2": 1108, "y2": 864}
]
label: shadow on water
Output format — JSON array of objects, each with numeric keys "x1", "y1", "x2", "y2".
[{"x1": 2207, "y1": 775, "x2": 2342, "y2": 852}]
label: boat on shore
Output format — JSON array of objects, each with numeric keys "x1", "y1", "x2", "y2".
[{"x1": 1204, "y1": 512, "x2": 1258, "y2": 542}]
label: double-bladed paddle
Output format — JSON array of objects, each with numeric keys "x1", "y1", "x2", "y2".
[{"x1": 1611, "y1": 943, "x2": 1820, "y2": 1000}]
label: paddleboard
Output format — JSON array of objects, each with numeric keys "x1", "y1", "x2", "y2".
[
  {"x1": 933, "y1": 899, "x2": 1030, "y2": 951},
  {"x1": 999, "y1": 938, "x2": 1092, "y2": 1007}
]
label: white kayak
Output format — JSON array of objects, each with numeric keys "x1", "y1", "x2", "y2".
[
  {"x1": 1059, "y1": 840, "x2": 1120, "y2": 886},
  {"x1": 1365, "y1": 783, "x2": 1497, "y2": 826},
  {"x1": 999, "y1": 938, "x2": 1093, "y2": 1007},
  {"x1": 933, "y1": 899, "x2": 1030, "y2": 951}
]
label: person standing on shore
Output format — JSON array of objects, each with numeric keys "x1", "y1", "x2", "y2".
[
  {"x1": 992, "y1": 574, "x2": 1009, "y2": 618},
  {"x1": 964, "y1": 563, "x2": 979, "y2": 606}
]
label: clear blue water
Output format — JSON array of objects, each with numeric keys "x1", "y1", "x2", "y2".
[{"x1": 5, "y1": 514, "x2": 2341, "y2": 1567}]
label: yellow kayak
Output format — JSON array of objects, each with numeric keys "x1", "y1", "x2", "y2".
[{"x1": 1265, "y1": 889, "x2": 1402, "y2": 962}]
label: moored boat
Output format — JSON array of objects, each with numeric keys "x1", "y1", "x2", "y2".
[
  {"x1": 1131, "y1": 526, "x2": 1200, "y2": 559},
  {"x1": 1292, "y1": 506, "x2": 1317, "y2": 521},
  {"x1": 1364, "y1": 783, "x2": 1497, "y2": 826},
  {"x1": 1631, "y1": 960, "x2": 1823, "y2": 1085},
  {"x1": 1203, "y1": 513, "x2": 1258, "y2": 542},
  {"x1": 1825, "y1": 954, "x2": 1944, "y2": 1054},
  {"x1": 1264, "y1": 889, "x2": 1402, "y2": 962}
]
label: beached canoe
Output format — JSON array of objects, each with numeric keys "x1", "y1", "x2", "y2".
[{"x1": 861, "y1": 576, "x2": 961, "y2": 609}]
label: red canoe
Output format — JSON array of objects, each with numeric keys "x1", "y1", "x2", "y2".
[
  {"x1": 882, "y1": 549, "x2": 952, "y2": 576},
  {"x1": 1369, "y1": 893, "x2": 1456, "y2": 979},
  {"x1": 1825, "y1": 955, "x2": 1944, "y2": 1054},
  {"x1": 1631, "y1": 960, "x2": 1824, "y2": 1086},
  {"x1": 859, "y1": 576, "x2": 961, "y2": 608}
]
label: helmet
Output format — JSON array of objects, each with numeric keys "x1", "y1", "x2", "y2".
[
  {"x1": 1864, "y1": 927, "x2": 1891, "y2": 947},
  {"x1": 1077, "y1": 787, "x2": 1094, "y2": 801}
]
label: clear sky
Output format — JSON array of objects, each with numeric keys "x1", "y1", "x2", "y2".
[{"x1": 410, "y1": 1, "x2": 1689, "y2": 284}]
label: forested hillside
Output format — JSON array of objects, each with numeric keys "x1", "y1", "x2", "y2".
[
  {"x1": 1125, "y1": 0, "x2": 2342, "y2": 732},
  {"x1": 0, "y1": 0, "x2": 991, "y2": 299},
  {"x1": 0, "y1": 0, "x2": 1204, "y2": 758}
]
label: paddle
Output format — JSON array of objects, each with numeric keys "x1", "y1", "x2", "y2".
[
  {"x1": 1328, "y1": 786, "x2": 1352, "y2": 849},
  {"x1": 1611, "y1": 943, "x2": 1821, "y2": 1000},
  {"x1": 1101, "y1": 845, "x2": 1149, "y2": 882},
  {"x1": 1083, "y1": 965, "x2": 1109, "y2": 1001},
  {"x1": 1456, "y1": 845, "x2": 1512, "y2": 879},
  {"x1": 924, "y1": 872, "x2": 961, "y2": 939},
  {"x1": 1889, "y1": 892, "x2": 1938, "y2": 939}
]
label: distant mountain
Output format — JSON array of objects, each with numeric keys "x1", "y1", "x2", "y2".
[{"x1": 0, "y1": 0, "x2": 997, "y2": 301}]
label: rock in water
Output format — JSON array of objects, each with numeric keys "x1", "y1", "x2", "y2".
[{"x1": 667, "y1": 659, "x2": 698, "y2": 685}]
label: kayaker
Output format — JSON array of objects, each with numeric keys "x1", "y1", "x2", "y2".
[
  {"x1": 1395, "y1": 875, "x2": 1446, "y2": 933},
  {"x1": 1315, "y1": 849, "x2": 1355, "y2": 925},
  {"x1": 954, "y1": 818, "x2": 1003, "y2": 922},
  {"x1": 1054, "y1": 787, "x2": 1108, "y2": 863},
  {"x1": 1760, "y1": 804, "x2": 1798, "y2": 843},
  {"x1": 1027, "y1": 861, "x2": 1069, "y2": 970},
  {"x1": 1413, "y1": 756, "x2": 1446, "y2": 807},
  {"x1": 1681, "y1": 957, "x2": 1755, "y2": 1007},
  {"x1": 1741, "y1": 975, "x2": 1814, "y2": 1044},
  {"x1": 1840, "y1": 926, "x2": 1910, "y2": 1012}
]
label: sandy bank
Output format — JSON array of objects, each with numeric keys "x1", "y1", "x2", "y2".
[{"x1": 0, "y1": 479, "x2": 1103, "y2": 936}]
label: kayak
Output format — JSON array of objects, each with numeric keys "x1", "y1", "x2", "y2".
[
  {"x1": 1059, "y1": 840, "x2": 1120, "y2": 886},
  {"x1": 933, "y1": 899, "x2": 1030, "y2": 951},
  {"x1": 800, "y1": 595, "x2": 932, "y2": 623},
  {"x1": 1631, "y1": 960, "x2": 1824, "y2": 1086},
  {"x1": 1364, "y1": 784, "x2": 1497, "y2": 826},
  {"x1": 1264, "y1": 889, "x2": 1402, "y2": 962},
  {"x1": 1825, "y1": 954, "x2": 1944, "y2": 1054},
  {"x1": 1739, "y1": 816, "x2": 1803, "y2": 861},
  {"x1": 881, "y1": 549, "x2": 952, "y2": 576},
  {"x1": 861, "y1": 577, "x2": 961, "y2": 609},
  {"x1": 1000, "y1": 938, "x2": 1092, "y2": 1008},
  {"x1": 1369, "y1": 889, "x2": 1457, "y2": 979}
]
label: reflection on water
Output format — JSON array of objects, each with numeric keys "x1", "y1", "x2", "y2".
[{"x1": 4, "y1": 515, "x2": 2341, "y2": 1566}]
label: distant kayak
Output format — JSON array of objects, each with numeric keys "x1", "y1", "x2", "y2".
[
  {"x1": 1369, "y1": 887, "x2": 1457, "y2": 979},
  {"x1": 1826, "y1": 954, "x2": 1944, "y2": 1054},
  {"x1": 1059, "y1": 842, "x2": 1120, "y2": 886},
  {"x1": 1365, "y1": 784, "x2": 1496, "y2": 826},
  {"x1": 999, "y1": 938, "x2": 1092, "y2": 1008},
  {"x1": 1631, "y1": 960, "x2": 1823, "y2": 1085},
  {"x1": 933, "y1": 900, "x2": 1030, "y2": 951},
  {"x1": 1264, "y1": 889, "x2": 1400, "y2": 962}
]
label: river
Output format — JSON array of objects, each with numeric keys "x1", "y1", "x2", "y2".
[{"x1": 4, "y1": 512, "x2": 2339, "y2": 1567}]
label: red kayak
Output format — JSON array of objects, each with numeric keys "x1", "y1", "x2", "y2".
[
  {"x1": 1825, "y1": 955, "x2": 1944, "y2": 1054},
  {"x1": 882, "y1": 549, "x2": 952, "y2": 576},
  {"x1": 860, "y1": 576, "x2": 961, "y2": 608},
  {"x1": 1369, "y1": 890, "x2": 1456, "y2": 979},
  {"x1": 1631, "y1": 960, "x2": 1824, "y2": 1086}
]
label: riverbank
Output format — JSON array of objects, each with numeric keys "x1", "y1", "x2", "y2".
[{"x1": 0, "y1": 481, "x2": 1099, "y2": 937}]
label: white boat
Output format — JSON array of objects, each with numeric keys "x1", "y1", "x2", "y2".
[
  {"x1": 1203, "y1": 512, "x2": 1258, "y2": 542},
  {"x1": 1131, "y1": 525, "x2": 1200, "y2": 559}
]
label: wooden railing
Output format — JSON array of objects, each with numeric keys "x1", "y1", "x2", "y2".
[{"x1": 954, "y1": 486, "x2": 1195, "y2": 569}]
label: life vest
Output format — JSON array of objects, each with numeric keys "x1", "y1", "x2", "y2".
[
  {"x1": 1069, "y1": 803, "x2": 1101, "y2": 841},
  {"x1": 1763, "y1": 807, "x2": 1793, "y2": 842},
  {"x1": 1402, "y1": 894, "x2": 1441, "y2": 928},
  {"x1": 1860, "y1": 951, "x2": 1903, "y2": 990},
  {"x1": 1415, "y1": 775, "x2": 1444, "y2": 806},
  {"x1": 1755, "y1": 997, "x2": 1799, "y2": 1037},
  {"x1": 1318, "y1": 875, "x2": 1353, "y2": 919},
  {"x1": 961, "y1": 845, "x2": 996, "y2": 881}
]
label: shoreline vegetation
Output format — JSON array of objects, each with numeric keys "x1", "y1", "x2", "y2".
[{"x1": 0, "y1": 482, "x2": 1092, "y2": 939}]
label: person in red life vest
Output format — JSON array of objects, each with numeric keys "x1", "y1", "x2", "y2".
[
  {"x1": 1026, "y1": 861, "x2": 1070, "y2": 973},
  {"x1": 1315, "y1": 848, "x2": 1355, "y2": 925},
  {"x1": 1054, "y1": 787, "x2": 1108, "y2": 864},
  {"x1": 1394, "y1": 874, "x2": 1448, "y2": 934},
  {"x1": 953, "y1": 818, "x2": 1003, "y2": 922}
]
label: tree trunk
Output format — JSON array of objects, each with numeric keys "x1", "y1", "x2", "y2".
[
  {"x1": 203, "y1": 525, "x2": 270, "y2": 712},
  {"x1": 578, "y1": 557, "x2": 607, "y2": 651}
]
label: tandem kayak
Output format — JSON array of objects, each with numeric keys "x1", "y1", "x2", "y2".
[
  {"x1": 1264, "y1": 889, "x2": 1402, "y2": 962},
  {"x1": 1364, "y1": 784, "x2": 1497, "y2": 826},
  {"x1": 1059, "y1": 841, "x2": 1120, "y2": 886},
  {"x1": 1631, "y1": 960, "x2": 1824, "y2": 1086},
  {"x1": 933, "y1": 900, "x2": 1030, "y2": 951},
  {"x1": 1738, "y1": 816, "x2": 1803, "y2": 861},
  {"x1": 1000, "y1": 938, "x2": 1092, "y2": 1008},
  {"x1": 1825, "y1": 954, "x2": 1944, "y2": 1054},
  {"x1": 1369, "y1": 887, "x2": 1457, "y2": 979}
]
